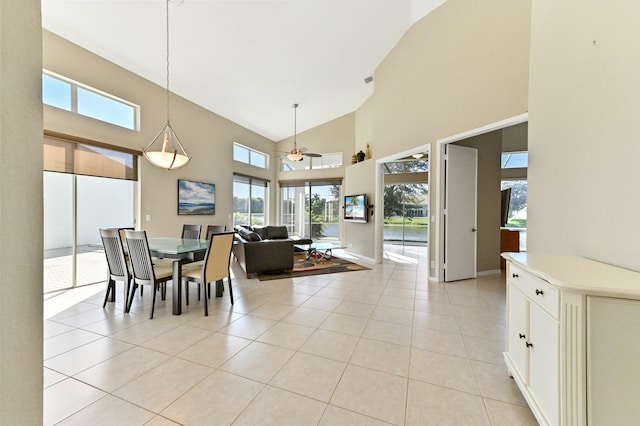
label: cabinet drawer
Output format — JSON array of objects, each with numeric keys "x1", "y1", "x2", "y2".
[{"x1": 508, "y1": 263, "x2": 559, "y2": 318}]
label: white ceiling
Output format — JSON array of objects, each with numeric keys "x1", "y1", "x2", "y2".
[{"x1": 41, "y1": 0, "x2": 444, "y2": 142}]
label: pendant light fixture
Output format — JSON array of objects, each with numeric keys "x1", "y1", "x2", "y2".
[
  {"x1": 286, "y1": 103, "x2": 304, "y2": 162},
  {"x1": 143, "y1": 0, "x2": 190, "y2": 170}
]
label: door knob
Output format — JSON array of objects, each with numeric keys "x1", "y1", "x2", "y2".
[{"x1": 472, "y1": 228, "x2": 477, "y2": 232}]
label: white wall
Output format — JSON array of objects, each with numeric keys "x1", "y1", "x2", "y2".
[
  {"x1": 0, "y1": 0, "x2": 43, "y2": 423},
  {"x1": 527, "y1": 0, "x2": 640, "y2": 271}
]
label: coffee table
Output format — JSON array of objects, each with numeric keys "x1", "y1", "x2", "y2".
[{"x1": 295, "y1": 242, "x2": 346, "y2": 262}]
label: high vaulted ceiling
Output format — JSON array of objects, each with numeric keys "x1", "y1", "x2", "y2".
[{"x1": 41, "y1": 0, "x2": 444, "y2": 142}]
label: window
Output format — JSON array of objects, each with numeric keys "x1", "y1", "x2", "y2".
[
  {"x1": 383, "y1": 158, "x2": 429, "y2": 174},
  {"x1": 280, "y1": 180, "x2": 341, "y2": 241},
  {"x1": 280, "y1": 152, "x2": 343, "y2": 171},
  {"x1": 501, "y1": 152, "x2": 528, "y2": 168},
  {"x1": 233, "y1": 142, "x2": 268, "y2": 169},
  {"x1": 233, "y1": 174, "x2": 269, "y2": 226},
  {"x1": 42, "y1": 70, "x2": 139, "y2": 130}
]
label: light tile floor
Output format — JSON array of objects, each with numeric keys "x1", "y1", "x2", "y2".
[{"x1": 43, "y1": 246, "x2": 537, "y2": 425}]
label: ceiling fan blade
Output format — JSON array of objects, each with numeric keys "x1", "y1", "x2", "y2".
[{"x1": 298, "y1": 147, "x2": 322, "y2": 157}]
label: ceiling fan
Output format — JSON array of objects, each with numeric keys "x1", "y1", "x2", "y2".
[{"x1": 282, "y1": 103, "x2": 321, "y2": 161}]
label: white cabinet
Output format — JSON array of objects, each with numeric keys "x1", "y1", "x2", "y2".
[
  {"x1": 505, "y1": 264, "x2": 559, "y2": 425},
  {"x1": 503, "y1": 253, "x2": 640, "y2": 426}
]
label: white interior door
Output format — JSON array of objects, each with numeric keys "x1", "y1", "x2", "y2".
[{"x1": 444, "y1": 144, "x2": 477, "y2": 281}]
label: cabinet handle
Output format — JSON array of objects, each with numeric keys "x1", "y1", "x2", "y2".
[
  {"x1": 535, "y1": 289, "x2": 544, "y2": 296},
  {"x1": 512, "y1": 273, "x2": 519, "y2": 278},
  {"x1": 526, "y1": 342, "x2": 533, "y2": 348},
  {"x1": 519, "y1": 333, "x2": 526, "y2": 339}
]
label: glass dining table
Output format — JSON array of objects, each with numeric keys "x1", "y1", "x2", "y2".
[{"x1": 147, "y1": 237, "x2": 210, "y2": 315}]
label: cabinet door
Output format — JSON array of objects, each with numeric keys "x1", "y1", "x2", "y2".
[
  {"x1": 529, "y1": 302, "x2": 559, "y2": 425},
  {"x1": 507, "y1": 283, "x2": 529, "y2": 384}
]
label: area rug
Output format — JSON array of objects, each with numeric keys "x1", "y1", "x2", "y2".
[{"x1": 257, "y1": 253, "x2": 369, "y2": 281}]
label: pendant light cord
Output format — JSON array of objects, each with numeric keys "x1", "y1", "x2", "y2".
[
  {"x1": 166, "y1": 0, "x2": 171, "y2": 125},
  {"x1": 293, "y1": 103, "x2": 298, "y2": 149}
]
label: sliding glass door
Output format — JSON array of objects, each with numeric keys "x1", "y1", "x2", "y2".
[
  {"x1": 44, "y1": 172, "x2": 135, "y2": 292},
  {"x1": 43, "y1": 134, "x2": 137, "y2": 293},
  {"x1": 281, "y1": 180, "x2": 341, "y2": 241}
]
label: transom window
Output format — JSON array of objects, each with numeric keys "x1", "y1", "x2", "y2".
[
  {"x1": 42, "y1": 70, "x2": 139, "y2": 130},
  {"x1": 280, "y1": 152, "x2": 343, "y2": 171},
  {"x1": 501, "y1": 152, "x2": 528, "y2": 168},
  {"x1": 233, "y1": 142, "x2": 268, "y2": 169}
]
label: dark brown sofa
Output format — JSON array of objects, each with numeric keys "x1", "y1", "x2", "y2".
[{"x1": 232, "y1": 225, "x2": 312, "y2": 278}]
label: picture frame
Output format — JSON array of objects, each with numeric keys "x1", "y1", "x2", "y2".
[{"x1": 178, "y1": 179, "x2": 215, "y2": 215}]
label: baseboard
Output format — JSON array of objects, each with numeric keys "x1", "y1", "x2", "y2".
[
  {"x1": 340, "y1": 250, "x2": 376, "y2": 268},
  {"x1": 477, "y1": 269, "x2": 502, "y2": 276}
]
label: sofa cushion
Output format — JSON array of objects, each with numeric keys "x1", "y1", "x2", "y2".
[
  {"x1": 265, "y1": 226, "x2": 288, "y2": 240},
  {"x1": 251, "y1": 226, "x2": 267, "y2": 240},
  {"x1": 237, "y1": 227, "x2": 262, "y2": 241}
]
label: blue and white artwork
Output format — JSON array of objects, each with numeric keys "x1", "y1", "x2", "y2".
[{"x1": 178, "y1": 179, "x2": 215, "y2": 215}]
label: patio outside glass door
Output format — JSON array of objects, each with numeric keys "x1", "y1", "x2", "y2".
[
  {"x1": 383, "y1": 183, "x2": 429, "y2": 246},
  {"x1": 44, "y1": 172, "x2": 135, "y2": 292}
]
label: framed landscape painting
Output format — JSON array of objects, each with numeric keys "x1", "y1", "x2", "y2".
[{"x1": 178, "y1": 179, "x2": 215, "y2": 215}]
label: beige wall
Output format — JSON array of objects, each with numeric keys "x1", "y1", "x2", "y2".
[
  {"x1": 343, "y1": 159, "x2": 377, "y2": 259},
  {"x1": 275, "y1": 112, "x2": 353, "y2": 185},
  {"x1": 0, "y1": 1, "x2": 43, "y2": 423},
  {"x1": 43, "y1": 31, "x2": 277, "y2": 236},
  {"x1": 502, "y1": 122, "x2": 528, "y2": 153},
  {"x1": 455, "y1": 131, "x2": 502, "y2": 273},
  {"x1": 527, "y1": 0, "x2": 640, "y2": 271},
  {"x1": 348, "y1": 0, "x2": 531, "y2": 269}
]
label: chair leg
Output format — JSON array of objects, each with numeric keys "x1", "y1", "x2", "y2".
[
  {"x1": 127, "y1": 283, "x2": 138, "y2": 313},
  {"x1": 203, "y1": 281, "x2": 209, "y2": 317},
  {"x1": 184, "y1": 280, "x2": 190, "y2": 305},
  {"x1": 197, "y1": 283, "x2": 201, "y2": 301},
  {"x1": 124, "y1": 278, "x2": 132, "y2": 312},
  {"x1": 150, "y1": 284, "x2": 158, "y2": 319},
  {"x1": 228, "y1": 274, "x2": 234, "y2": 305},
  {"x1": 103, "y1": 279, "x2": 114, "y2": 308}
]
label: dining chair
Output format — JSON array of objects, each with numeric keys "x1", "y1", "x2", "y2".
[
  {"x1": 181, "y1": 232, "x2": 235, "y2": 316},
  {"x1": 205, "y1": 225, "x2": 226, "y2": 240},
  {"x1": 99, "y1": 228, "x2": 132, "y2": 310},
  {"x1": 181, "y1": 224, "x2": 202, "y2": 240},
  {"x1": 188, "y1": 225, "x2": 227, "y2": 302},
  {"x1": 124, "y1": 229, "x2": 173, "y2": 319}
]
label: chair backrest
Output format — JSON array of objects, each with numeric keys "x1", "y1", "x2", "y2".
[
  {"x1": 202, "y1": 232, "x2": 235, "y2": 283},
  {"x1": 99, "y1": 228, "x2": 130, "y2": 281},
  {"x1": 124, "y1": 229, "x2": 156, "y2": 285},
  {"x1": 205, "y1": 225, "x2": 227, "y2": 240},
  {"x1": 182, "y1": 224, "x2": 202, "y2": 240},
  {"x1": 118, "y1": 227, "x2": 134, "y2": 243}
]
